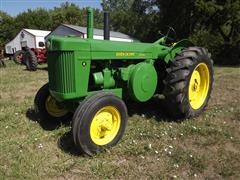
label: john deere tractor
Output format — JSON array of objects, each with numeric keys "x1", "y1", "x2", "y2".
[{"x1": 34, "y1": 9, "x2": 213, "y2": 155}]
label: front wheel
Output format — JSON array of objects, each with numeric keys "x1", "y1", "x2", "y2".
[
  {"x1": 34, "y1": 83, "x2": 72, "y2": 121},
  {"x1": 163, "y1": 47, "x2": 214, "y2": 118},
  {"x1": 72, "y1": 93, "x2": 128, "y2": 156}
]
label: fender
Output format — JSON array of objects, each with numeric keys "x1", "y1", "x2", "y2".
[{"x1": 164, "y1": 39, "x2": 194, "y2": 63}]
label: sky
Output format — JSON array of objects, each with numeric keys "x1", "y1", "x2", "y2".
[{"x1": 0, "y1": 0, "x2": 102, "y2": 16}]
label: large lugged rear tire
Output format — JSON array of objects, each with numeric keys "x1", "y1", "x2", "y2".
[
  {"x1": 72, "y1": 93, "x2": 128, "y2": 156},
  {"x1": 24, "y1": 50, "x2": 38, "y2": 71},
  {"x1": 34, "y1": 83, "x2": 72, "y2": 121},
  {"x1": 163, "y1": 47, "x2": 214, "y2": 118}
]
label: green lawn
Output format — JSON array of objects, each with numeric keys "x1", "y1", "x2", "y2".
[{"x1": 0, "y1": 61, "x2": 239, "y2": 179}]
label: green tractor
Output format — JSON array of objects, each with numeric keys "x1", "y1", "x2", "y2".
[{"x1": 34, "y1": 9, "x2": 213, "y2": 155}]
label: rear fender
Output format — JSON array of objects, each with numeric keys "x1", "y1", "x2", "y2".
[{"x1": 164, "y1": 39, "x2": 194, "y2": 63}]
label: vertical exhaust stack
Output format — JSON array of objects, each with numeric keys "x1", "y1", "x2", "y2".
[
  {"x1": 87, "y1": 8, "x2": 94, "y2": 39},
  {"x1": 104, "y1": 12, "x2": 110, "y2": 40}
]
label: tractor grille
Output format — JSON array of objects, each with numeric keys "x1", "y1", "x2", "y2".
[{"x1": 48, "y1": 51, "x2": 76, "y2": 94}]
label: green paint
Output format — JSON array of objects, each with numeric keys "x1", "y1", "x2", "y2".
[
  {"x1": 87, "y1": 8, "x2": 94, "y2": 39},
  {"x1": 128, "y1": 62, "x2": 158, "y2": 102},
  {"x1": 46, "y1": 9, "x2": 194, "y2": 104}
]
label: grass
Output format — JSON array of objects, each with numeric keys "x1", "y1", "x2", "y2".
[{"x1": 0, "y1": 60, "x2": 240, "y2": 179}]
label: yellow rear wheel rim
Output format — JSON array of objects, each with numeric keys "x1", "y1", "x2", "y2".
[
  {"x1": 45, "y1": 96, "x2": 68, "y2": 117},
  {"x1": 188, "y1": 63, "x2": 210, "y2": 110},
  {"x1": 90, "y1": 106, "x2": 121, "y2": 146}
]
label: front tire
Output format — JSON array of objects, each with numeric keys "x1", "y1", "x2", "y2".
[
  {"x1": 34, "y1": 83, "x2": 72, "y2": 121},
  {"x1": 163, "y1": 47, "x2": 214, "y2": 118},
  {"x1": 72, "y1": 93, "x2": 128, "y2": 156}
]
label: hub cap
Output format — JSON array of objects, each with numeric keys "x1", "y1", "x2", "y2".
[
  {"x1": 45, "y1": 96, "x2": 68, "y2": 117},
  {"x1": 188, "y1": 63, "x2": 210, "y2": 110},
  {"x1": 90, "y1": 106, "x2": 121, "y2": 145}
]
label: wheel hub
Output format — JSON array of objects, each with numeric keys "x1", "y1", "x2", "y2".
[
  {"x1": 45, "y1": 96, "x2": 68, "y2": 117},
  {"x1": 90, "y1": 106, "x2": 121, "y2": 145},
  {"x1": 188, "y1": 63, "x2": 210, "y2": 110}
]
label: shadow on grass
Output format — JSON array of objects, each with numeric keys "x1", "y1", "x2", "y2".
[
  {"x1": 126, "y1": 96, "x2": 180, "y2": 122},
  {"x1": 37, "y1": 66, "x2": 48, "y2": 71},
  {"x1": 25, "y1": 96, "x2": 180, "y2": 156},
  {"x1": 26, "y1": 108, "x2": 71, "y2": 131},
  {"x1": 57, "y1": 131, "x2": 84, "y2": 156}
]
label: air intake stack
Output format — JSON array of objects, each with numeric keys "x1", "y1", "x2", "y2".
[{"x1": 87, "y1": 8, "x2": 94, "y2": 39}]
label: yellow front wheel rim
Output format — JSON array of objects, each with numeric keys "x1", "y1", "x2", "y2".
[
  {"x1": 188, "y1": 63, "x2": 210, "y2": 110},
  {"x1": 45, "y1": 96, "x2": 68, "y2": 117},
  {"x1": 90, "y1": 106, "x2": 121, "y2": 146}
]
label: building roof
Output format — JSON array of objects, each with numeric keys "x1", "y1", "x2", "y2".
[
  {"x1": 62, "y1": 24, "x2": 134, "y2": 40},
  {"x1": 24, "y1": 29, "x2": 51, "y2": 37}
]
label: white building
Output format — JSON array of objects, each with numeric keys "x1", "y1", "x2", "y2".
[
  {"x1": 46, "y1": 24, "x2": 137, "y2": 42},
  {"x1": 5, "y1": 25, "x2": 136, "y2": 54},
  {"x1": 5, "y1": 29, "x2": 51, "y2": 54}
]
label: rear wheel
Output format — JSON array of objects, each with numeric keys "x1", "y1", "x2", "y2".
[
  {"x1": 72, "y1": 93, "x2": 128, "y2": 155},
  {"x1": 34, "y1": 83, "x2": 72, "y2": 121},
  {"x1": 24, "y1": 50, "x2": 38, "y2": 71},
  {"x1": 163, "y1": 47, "x2": 214, "y2": 118},
  {"x1": 13, "y1": 50, "x2": 23, "y2": 64}
]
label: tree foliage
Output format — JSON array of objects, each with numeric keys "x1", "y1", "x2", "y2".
[
  {"x1": 102, "y1": 0, "x2": 240, "y2": 64},
  {"x1": 0, "y1": 2, "x2": 103, "y2": 48},
  {"x1": 0, "y1": 1, "x2": 239, "y2": 64}
]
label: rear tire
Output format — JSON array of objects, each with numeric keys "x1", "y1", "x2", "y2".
[
  {"x1": 24, "y1": 50, "x2": 38, "y2": 71},
  {"x1": 72, "y1": 93, "x2": 128, "y2": 156},
  {"x1": 163, "y1": 47, "x2": 214, "y2": 118},
  {"x1": 34, "y1": 83, "x2": 72, "y2": 121},
  {"x1": 13, "y1": 50, "x2": 24, "y2": 64}
]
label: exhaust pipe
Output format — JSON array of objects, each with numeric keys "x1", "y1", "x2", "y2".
[{"x1": 104, "y1": 12, "x2": 110, "y2": 40}]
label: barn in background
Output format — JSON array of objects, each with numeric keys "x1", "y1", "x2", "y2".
[
  {"x1": 5, "y1": 29, "x2": 50, "y2": 55},
  {"x1": 5, "y1": 25, "x2": 136, "y2": 55},
  {"x1": 46, "y1": 24, "x2": 136, "y2": 42}
]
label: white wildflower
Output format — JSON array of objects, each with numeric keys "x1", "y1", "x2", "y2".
[
  {"x1": 155, "y1": 150, "x2": 159, "y2": 154},
  {"x1": 148, "y1": 143, "x2": 152, "y2": 149},
  {"x1": 38, "y1": 143, "x2": 43, "y2": 149},
  {"x1": 174, "y1": 164, "x2": 179, "y2": 168},
  {"x1": 190, "y1": 154, "x2": 193, "y2": 158},
  {"x1": 132, "y1": 140, "x2": 137, "y2": 144}
]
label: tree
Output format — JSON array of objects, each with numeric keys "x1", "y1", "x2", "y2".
[
  {"x1": 14, "y1": 8, "x2": 52, "y2": 32},
  {"x1": 0, "y1": 11, "x2": 15, "y2": 47},
  {"x1": 192, "y1": 0, "x2": 240, "y2": 64}
]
